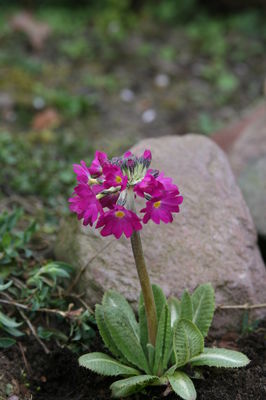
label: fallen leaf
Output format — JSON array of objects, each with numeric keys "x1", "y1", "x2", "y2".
[{"x1": 32, "y1": 108, "x2": 61, "y2": 131}]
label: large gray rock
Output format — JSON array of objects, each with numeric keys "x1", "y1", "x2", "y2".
[
  {"x1": 55, "y1": 135, "x2": 266, "y2": 334},
  {"x1": 228, "y1": 114, "x2": 266, "y2": 238}
]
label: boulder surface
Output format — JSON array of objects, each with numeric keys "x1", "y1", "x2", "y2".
[
  {"x1": 228, "y1": 114, "x2": 266, "y2": 238},
  {"x1": 55, "y1": 135, "x2": 266, "y2": 333}
]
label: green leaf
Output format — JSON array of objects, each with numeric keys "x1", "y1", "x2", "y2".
[
  {"x1": 169, "y1": 371, "x2": 196, "y2": 400},
  {"x1": 190, "y1": 348, "x2": 250, "y2": 368},
  {"x1": 0, "y1": 310, "x2": 22, "y2": 328},
  {"x1": 103, "y1": 290, "x2": 139, "y2": 338},
  {"x1": 110, "y1": 375, "x2": 159, "y2": 398},
  {"x1": 37, "y1": 326, "x2": 68, "y2": 342},
  {"x1": 104, "y1": 305, "x2": 150, "y2": 373},
  {"x1": 173, "y1": 319, "x2": 204, "y2": 367},
  {"x1": 3, "y1": 325, "x2": 24, "y2": 337},
  {"x1": 147, "y1": 343, "x2": 155, "y2": 371},
  {"x1": 152, "y1": 284, "x2": 167, "y2": 320},
  {"x1": 191, "y1": 283, "x2": 215, "y2": 337},
  {"x1": 165, "y1": 364, "x2": 177, "y2": 376},
  {"x1": 40, "y1": 263, "x2": 71, "y2": 278},
  {"x1": 23, "y1": 220, "x2": 37, "y2": 244},
  {"x1": 180, "y1": 290, "x2": 193, "y2": 320},
  {"x1": 139, "y1": 303, "x2": 148, "y2": 357},
  {"x1": 168, "y1": 297, "x2": 181, "y2": 327},
  {"x1": 0, "y1": 337, "x2": 16, "y2": 348},
  {"x1": 2, "y1": 233, "x2": 11, "y2": 249},
  {"x1": 95, "y1": 305, "x2": 127, "y2": 363},
  {"x1": 0, "y1": 280, "x2": 12, "y2": 291},
  {"x1": 79, "y1": 352, "x2": 140, "y2": 377},
  {"x1": 153, "y1": 303, "x2": 172, "y2": 375}
]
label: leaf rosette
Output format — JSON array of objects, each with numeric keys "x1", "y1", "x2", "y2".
[{"x1": 79, "y1": 284, "x2": 250, "y2": 399}]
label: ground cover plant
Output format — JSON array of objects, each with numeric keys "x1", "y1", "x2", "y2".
[
  {"x1": 69, "y1": 150, "x2": 249, "y2": 399},
  {"x1": 0, "y1": 208, "x2": 95, "y2": 353}
]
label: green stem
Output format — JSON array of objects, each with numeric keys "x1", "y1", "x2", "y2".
[
  {"x1": 130, "y1": 230, "x2": 158, "y2": 346},
  {"x1": 127, "y1": 188, "x2": 157, "y2": 346}
]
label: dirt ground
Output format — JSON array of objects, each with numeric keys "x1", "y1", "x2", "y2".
[{"x1": 1, "y1": 319, "x2": 265, "y2": 400}]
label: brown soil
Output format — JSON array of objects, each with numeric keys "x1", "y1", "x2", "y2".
[{"x1": 1, "y1": 320, "x2": 265, "y2": 400}]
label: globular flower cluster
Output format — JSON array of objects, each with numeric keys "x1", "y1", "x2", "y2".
[{"x1": 69, "y1": 150, "x2": 183, "y2": 239}]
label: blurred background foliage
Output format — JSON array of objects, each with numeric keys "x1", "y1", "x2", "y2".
[{"x1": 0, "y1": 0, "x2": 266, "y2": 350}]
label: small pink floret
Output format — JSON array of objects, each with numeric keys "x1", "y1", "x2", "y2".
[
  {"x1": 123, "y1": 151, "x2": 132, "y2": 158},
  {"x1": 73, "y1": 160, "x2": 90, "y2": 183},
  {"x1": 69, "y1": 183, "x2": 102, "y2": 226},
  {"x1": 157, "y1": 171, "x2": 179, "y2": 193},
  {"x1": 96, "y1": 206, "x2": 142, "y2": 239},
  {"x1": 142, "y1": 149, "x2": 152, "y2": 161},
  {"x1": 141, "y1": 192, "x2": 183, "y2": 224},
  {"x1": 88, "y1": 151, "x2": 108, "y2": 177},
  {"x1": 134, "y1": 172, "x2": 163, "y2": 198},
  {"x1": 103, "y1": 164, "x2": 128, "y2": 190}
]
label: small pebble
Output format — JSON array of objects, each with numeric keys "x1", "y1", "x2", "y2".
[
  {"x1": 8, "y1": 396, "x2": 19, "y2": 400},
  {"x1": 120, "y1": 88, "x2": 135, "y2": 102},
  {"x1": 142, "y1": 109, "x2": 156, "y2": 123},
  {"x1": 154, "y1": 73, "x2": 169, "y2": 88},
  {"x1": 33, "y1": 96, "x2": 45, "y2": 110}
]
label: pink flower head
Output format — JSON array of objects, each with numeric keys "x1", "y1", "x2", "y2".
[
  {"x1": 96, "y1": 206, "x2": 142, "y2": 239},
  {"x1": 69, "y1": 148, "x2": 183, "y2": 239},
  {"x1": 88, "y1": 151, "x2": 108, "y2": 177},
  {"x1": 73, "y1": 160, "x2": 90, "y2": 183},
  {"x1": 69, "y1": 183, "x2": 103, "y2": 226},
  {"x1": 141, "y1": 191, "x2": 183, "y2": 224}
]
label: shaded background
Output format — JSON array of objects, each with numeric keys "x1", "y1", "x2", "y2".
[{"x1": 0, "y1": 0, "x2": 266, "y2": 226}]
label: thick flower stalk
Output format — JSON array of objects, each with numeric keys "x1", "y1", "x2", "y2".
[{"x1": 69, "y1": 149, "x2": 183, "y2": 345}]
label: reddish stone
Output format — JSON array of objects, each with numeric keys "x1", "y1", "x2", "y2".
[
  {"x1": 228, "y1": 113, "x2": 266, "y2": 237},
  {"x1": 212, "y1": 102, "x2": 266, "y2": 153}
]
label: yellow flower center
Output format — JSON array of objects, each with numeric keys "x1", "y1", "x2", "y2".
[
  {"x1": 115, "y1": 175, "x2": 122, "y2": 184},
  {"x1": 115, "y1": 210, "x2": 125, "y2": 219},
  {"x1": 153, "y1": 201, "x2": 161, "y2": 209}
]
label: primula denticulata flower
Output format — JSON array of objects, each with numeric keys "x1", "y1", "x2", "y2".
[{"x1": 69, "y1": 149, "x2": 183, "y2": 238}]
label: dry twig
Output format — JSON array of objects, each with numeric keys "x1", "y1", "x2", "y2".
[
  {"x1": 18, "y1": 309, "x2": 50, "y2": 354},
  {"x1": 69, "y1": 293, "x2": 94, "y2": 314},
  {"x1": 0, "y1": 298, "x2": 75, "y2": 318},
  {"x1": 18, "y1": 341, "x2": 32, "y2": 375},
  {"x1": 216, "y1": 303, "x2": 266, "y2": 310}
]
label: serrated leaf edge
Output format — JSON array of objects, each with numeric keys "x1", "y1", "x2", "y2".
[{"x1": 79, "y1": 352, "x2": 140, "y2": 377}]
